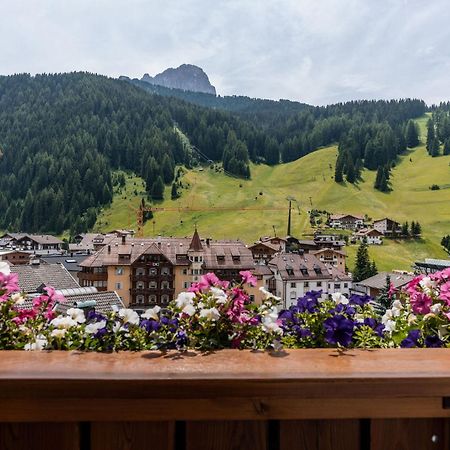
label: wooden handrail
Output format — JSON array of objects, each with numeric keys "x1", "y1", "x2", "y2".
[{"x1": 1, "y1": 349, "x2": 450, "y2": 421}]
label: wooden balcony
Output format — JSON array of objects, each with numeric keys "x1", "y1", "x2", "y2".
[{"x1": 1, "y1": 349, "x2": 450, "y2": 449}]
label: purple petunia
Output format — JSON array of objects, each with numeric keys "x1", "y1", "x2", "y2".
[
  {"x1": 362, "y1": 317, "x2": 385, "y2": 337},
  {"x1": 140, "y1": 319, "x2": 161, "y2": 332},
  {"x1": 424, "y1": 334, "x2": 443, "y2": 348},
  {"x1": 349, "y1": 294, "x2": 372, "y2": 307},
  {"x1": 323, "y1": 314, "x2": 354, "y2": 347},
  {"x1": 400, "y1": 329, "x2": 421, "y2": 348}
]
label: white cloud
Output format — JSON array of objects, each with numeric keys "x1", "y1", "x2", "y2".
[{"x1": 0, "y1": 0, "x2": 449, "y2": 105}]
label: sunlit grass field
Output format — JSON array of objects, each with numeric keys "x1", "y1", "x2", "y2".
[{"x1": 96, "y1": 115, "x2": 450, "y2": 271}]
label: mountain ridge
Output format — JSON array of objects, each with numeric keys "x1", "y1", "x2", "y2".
[{"x1": 139, "y1": 63, "x2": 216, "y2": 95}]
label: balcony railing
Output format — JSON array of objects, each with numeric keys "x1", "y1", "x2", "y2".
[{"x1": 1, "y1": 349, "x2": 450, "y2": 449}]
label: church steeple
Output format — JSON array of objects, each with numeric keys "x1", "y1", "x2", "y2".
[{"x1": 189, "y1": 227, "x2": 203, "y2": 251}]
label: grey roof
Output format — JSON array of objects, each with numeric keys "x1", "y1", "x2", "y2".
[
  {"x1": 55, "y1": 290, "x2": 124, "y2": 315},
  {"x1": 355, "y1": 272, "x2": 414, "y2": 290},
  {"x1": 40, "y1": 255, "x2": 90, "y2": 273},
  {"x1": 10, "y1": 263, "x2": 80, "y2": 293},
  {"x1": 19, "y1": 288, "x2": 124, "y2": 316},
  {"x1": 269, "y1": 252, "x2": 332, "y2": 281}
]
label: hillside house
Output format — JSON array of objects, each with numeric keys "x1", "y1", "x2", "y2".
[
  {"x1": 373, "y1": 218, "x2": 401, "y2": 236},
  {"x1": 329, "y1": 214, "x2": 365, "y2": 230},
  {"x1": 0, "y1": 250, "x2": 32, "y2": 265},
  {"x1": 249, "y1": 241, "x2": 281, "y2": 264},
  {"x1": 313, "y1": 234, "x2": 346, "y2": 250},
  {"x1": 414, "y1": 258, "x2": 450, "y2": 274},
  {"x1": 354, "y1": 229, "x2": 383, "y2": 245},
  {"x1": 268, "y1": 252, "x2": 352, "y2": 308},
  {"x1": 311, "y1": 248, "x2": 346, "y2": 271},
  {"x1": 0, "y1": 233, "x2": 63, "y2": 252}
]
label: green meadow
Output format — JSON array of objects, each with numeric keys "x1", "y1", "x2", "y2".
[{"x1": 95, "y1": 115, "x2": 450, "y2": 271}]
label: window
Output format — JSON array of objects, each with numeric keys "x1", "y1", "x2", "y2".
[
  {"x1": 334, "y1": 283, "x2": 341, "y2": 289},
  {"x1": 344, "y1": 283, "x2": 348, "y2": 288},
  {"x1": 249, "y1": 295, "x2": 255, "y2": 302},
  {"x1": 317, "y1": 281, "x2": 322, "y2": 287},
  {"x1": 149, "y1": 281, "x2": 157, "y2": 289},
  {"x1": 290, "y1": 282, "x2": 296, "y2": 288},
  {"x1": 135, "y1": 268, "x2": 146, "y2": 276},
  {"x1": 304, "y1": 282, "x2": 309, "y2": 288},
  {"x1": 115, "y1": 267, "x2": 124, "y2": 275},
  {"x1": 182, "y1": 269, "x2": 188, "y2": 275},
  {"x1": 161, "y1": 281, "x2": 170, "y2": 290},
  {"x1": 136, "y1": 281, "x2": 145, "y2": 290},
  {"x1": 93, "y1": 280, "x2": 107, "y2": 288},
  {"x1": 136, "y1": 295, "x2": 145, "y2": 304},
  {"x1": 161, "y1": 295, "x2": 169, "y2": 304},
  {"x1": 290, "y1": 291, "x2": 296, "y2": 299},
  {"x1": 115, "y1": 282, "x2": 122, "y2": 290},
  {"x1": 184, "y1": 282, "x2": 190, "y2": 289},
  {"x1": 149, "y1": 295, "x2": 157, "y2": 303},
  {"x1": 194, "y1": 256, "x2": 199, "y2": 262},
  {"x1": 149, "y1": 268, "x2": 157, "y2": 276},
  {"x1": 161, "y1": 267, "x2": 171, "y2": 276}
]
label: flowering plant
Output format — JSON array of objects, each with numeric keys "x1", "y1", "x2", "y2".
[
  {"x1": 2, "y1": 261, "x2": 450, "y2": 352},
  {"x1": 381, "y1": 268, "x2": 450, "y2": 348},
  {"x1": 279, "y1": 290, "x2": 386, "y2": 348}
]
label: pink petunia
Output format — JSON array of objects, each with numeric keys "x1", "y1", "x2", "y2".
[
  {"x1": 0, "y1": 272, "x2": 19, "y2": 295},
  {"x1": 239, "y1": 270, "x2": 257, "y2": 287},
  {"x1": 410, "y1": 292, "x2": 433, "y2": 315},
  {"x1": 388, "y1": 282, "x2": 397, "y2": 298},
  {"x1": 439, "y1": 282, "x2": 450, "y2": 305}
]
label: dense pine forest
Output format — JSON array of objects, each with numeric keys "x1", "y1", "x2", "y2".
[{"x1": 0, "y1": 72, "x2": 427, "y2": 234}]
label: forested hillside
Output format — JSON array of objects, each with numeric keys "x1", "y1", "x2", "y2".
[{"x1": 0, "y1": 72, "x2": 427, "y2": 234}]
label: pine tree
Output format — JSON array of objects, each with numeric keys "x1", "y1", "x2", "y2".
[
  {"x1": 431, "y1": 138, "x2": 440, "y2": 157},
  {"x1": 426, "y1": 119, "x2": 435, "y2": 154},
  {"x1": 444, "y1": 139, "x2": 450, "y2": 156},
  {"x1": 401, "y1": 221, "x2": 409, "y2": 237},
  {"x1": 405, "y1": 120, "x2": 419, "y2": 148},
  {"x1": 335, "y1": 154, "x2": 344, "y2": 182},
  {"x1": 353, "y1": 241, "x2": 376, "y2": 282},
  {"x1": 151, "y1": 176, "x2": 165, "y2": 200},
  {"x1": 374, "y1": 166, "x2": 383, "y2": 190},
  {"x1": 375, "y1": 274, "x2": 392, "y2": 315},
  {"x1": 346, "y1": 156, "x2": 356, "y2": 183},
  {"x1": 171, "y1": 182, "x2": 179, "y2": 200}
]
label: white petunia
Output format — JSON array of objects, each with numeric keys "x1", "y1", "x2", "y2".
[
  {"x1": 259, "y1": 286, "x2": 281, "y2": 301},
  {"x1": 210, "y1": 287, "x2": 228, "y2": 304},
  {"x1": 383, "y1": 319, "x2": 396, "y2": 333},
  {"x1": 199, "y1": 307, "x2": 221, "y2": 321},
  {"x1": 51, "y1": 328, "x2": 67, "y2": 338},
  {"x1": 24, "y1": 337, "x2": 47, "y2": 351},
  {"x1": 382, "y1": 309, "x2": 393, "y2": 324},
  {"x1": 141, "y1": 305, "x2": 161, "y2": 321},
  {"x1": 332, "y1": 292, "x2": 348, "y2": 305},
  {"x1": 0, "y1": 261, "x2": 11, "y2": 275},
  {"x1": 50, "y1": 316, "x2": 77, "y2": 329},
  {"x1": 118, "y1": 308, "x2": 140, "y2": 325},
  {"x1": 175, "y1": 292, "x2": 196, "y2": 309},
  {"x1": 261, "y1": 306, "x2": 283, "y2": 334},
  {"x1": 419, "y1": 277, "x2": 436, "y2": 295},
  {"x1": 430, "y1": 303, "x2": 442, "y2": 315},
  {"x1": 66, "y1": 308, "x2": 86, "y2": 324},
  {"x1": 407, "y1": 313, "x2": 417, "y2": 325},
  {"x1": 182, "y1": 303, "x2": 196, "y2": 316},
  {"x1": 11, "y1": 293, "x2": 25, "y2": 305},
  {"x1": 85, "y1": 320, "x2": 107, "y2": 335}
]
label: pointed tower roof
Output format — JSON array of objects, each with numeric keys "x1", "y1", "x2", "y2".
[{"x1": 189, "y1": 227, "x2": 203, "y2": 251}]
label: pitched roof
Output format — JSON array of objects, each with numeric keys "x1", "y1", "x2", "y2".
[
  {"x1": 16, "y1": 234, "x2": 63, "y2": 245},
  {"x1": 10, "y1": 263, "x2": 80, "y2": 293},
  {"x1": 55, "y1": 289, "x2": 124, "y2": 315},
  {"x1": 355, "y1": 272, "x2": 414, "y2": 290},
  {"x1": 189, "y1": 229, "x2": 203, "y2": 251},
  {"x1": 312, "y1": 248, "x2": 347, "y2": 256},
  {"x1": 269, "y1": 253, "x2": 332, "y2": 281},
  {"x1": 19, "y1": 288, "x2": 124, "y2": 316},
  {"x1": 330, "y1": 214, "x2": 364, "y2": 221},
  {"x1": 355, "y1": 228, "x2": 383, "y2": 237}
]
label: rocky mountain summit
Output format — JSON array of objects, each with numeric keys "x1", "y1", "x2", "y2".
[{"x1": 140, "y1": 64, "x2": 216, "y2": 95}]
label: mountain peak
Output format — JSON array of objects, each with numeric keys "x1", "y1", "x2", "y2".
[{"x1": 141, "y1": 64, "x2": 216, "y2": 95}]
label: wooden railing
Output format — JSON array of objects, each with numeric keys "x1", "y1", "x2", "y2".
[{"x1": 1, "y1": 349, "x2": 450, "y2": 449}]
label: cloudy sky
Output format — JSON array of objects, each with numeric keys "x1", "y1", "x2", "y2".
[{"x1": 1, "y1": 0, "x2": 449, "y2": 105}]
